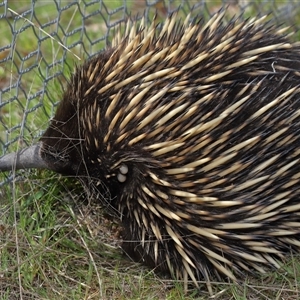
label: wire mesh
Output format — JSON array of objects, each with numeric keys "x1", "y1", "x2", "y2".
[{"x1": 0, "y1": 0, "x2": 300, "y2": 186}]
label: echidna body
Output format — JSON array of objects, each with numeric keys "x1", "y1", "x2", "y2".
[{"x1": 2, "y1": 11, "x2": 300, "y2": 292}]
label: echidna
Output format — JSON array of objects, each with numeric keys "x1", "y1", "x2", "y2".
[{"x1": 2, "y1": 11, "x2": 300, "y2": 293}]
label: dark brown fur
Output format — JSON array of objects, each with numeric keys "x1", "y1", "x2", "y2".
[{"x1": 38, "y1": 13, "x2": 300, "y2": 292}]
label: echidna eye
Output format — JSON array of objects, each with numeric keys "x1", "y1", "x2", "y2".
[
  {"x1": 43, "y1": 147, "x2": 69, "y2": 164},
  {"x1": 117, "y1": 164, "x2": 128, "y2": 183}
]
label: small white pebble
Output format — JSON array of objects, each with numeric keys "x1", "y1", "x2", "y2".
[
  {"x1": 119, "y1": 164, "x2": 128, "y2": 175},
  {"x1": 117, "y1": 173, "x2": 127, "y2": 183}
]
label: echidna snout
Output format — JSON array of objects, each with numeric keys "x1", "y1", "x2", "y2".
[{"x1": 2, "y1": 12, "x2": 300, "y2": 293}]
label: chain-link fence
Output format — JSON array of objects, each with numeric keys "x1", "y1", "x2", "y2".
[{"x1": 1, "y1": 0, "x2": 300, "y2": 186}]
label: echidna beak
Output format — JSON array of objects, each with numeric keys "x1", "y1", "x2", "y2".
[{"x1": 0, "y1": 142, "x2": 49, "y2": 172}]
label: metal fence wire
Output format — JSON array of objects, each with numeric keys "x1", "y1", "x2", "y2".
[{"x1": 0, "y1": 0, "x2": 300, "y2": 186}]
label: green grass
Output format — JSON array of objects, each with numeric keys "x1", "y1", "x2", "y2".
[{"x1": 1, "y1": 0, "x2": 300, "y2": 299}]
